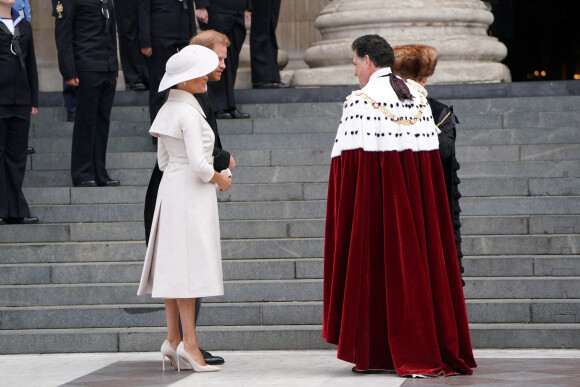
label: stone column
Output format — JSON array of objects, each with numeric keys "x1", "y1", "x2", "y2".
[{"x1": 293, "y1": 0, "x2": 511, "y2": 86}]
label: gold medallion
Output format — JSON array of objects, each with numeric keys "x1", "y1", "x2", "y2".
[{"x1": 56, "y1": 1, "x2": 64, "y2": 19}]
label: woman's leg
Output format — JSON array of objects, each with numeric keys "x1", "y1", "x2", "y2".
[
  {"x1": 176, "y1": 298, "x2": 207, "y2": 366},
  {"x1": 164, "y1": 298, "x2": 181, "y2": 368}
]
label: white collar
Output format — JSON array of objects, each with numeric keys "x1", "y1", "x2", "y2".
[{"x1": 368, "y1": 67, "x2": 392, "y2": 83}]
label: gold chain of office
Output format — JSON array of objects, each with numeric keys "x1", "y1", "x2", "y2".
[{"x1": 350, "y1": 91, "x2": 427, "y2": 126}]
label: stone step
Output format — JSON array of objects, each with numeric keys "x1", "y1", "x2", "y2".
[
  {"x1": 1, "y1": 322, "x2": 579, "y2": 353},
  {"x1": 463, "y1": 255, "x2": 580, "y2": 277},
  {"x1": 0, "y1": 239, "x2": 322, "y2": 264},
  {"x1": 21, "y1": 197, "x2": 580, "y2": 223},
  {"x1": 28, "y1": 136, "x2": 156, "y2": 154},
  {"x1": 2, "y1": 214, "x2": 578, "y2": 244},
  {"x1": 0, "y1": 258, "x2": 319, "y2": 285},
  {"x1": 0, "y1": 280, "x2": 324, "y2": 307},
  {"x1": 0, "y1": 326, "x2": 334, "y2": 354},
  {"x1": 1, "y1": 276, "x2": 578, "y2": 308},
  {"x1": 443, "y1": 95, "x2": 580, "y2": 115},
  {"x1": 3, "y1": 252, "x2": 579, "y2": 286},
  {"x1": 25, "y1": 200, "x2": 326, "y2": 223},
  {"x1": 1, "y1": 298, "x2": 578, "y2": 331},
  {"x1": 22, "y1": 183, "x2": 327, "y2": 205},
  {"x1": 458, "y1": 161, "x2": 580, "y2": 179},
  {"x1": 23, "y1": 165, "x2": 331, "y2": 187},
  {"x1": 455, "y1": 127, "x2": 580, "y2": 146}
]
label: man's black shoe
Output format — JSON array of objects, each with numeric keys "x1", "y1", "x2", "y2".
[
  {"x1": 0, "y1": 218, "x2": 5, "y2": 225},
  {"x1": 67, "y1": 113, "x2": 75, "y2": 122},
  {"x1": 126, "y1": 82, "x2": 147, "y2": 91},
  {"x1": 215, "y1": 110, "x2": 232, "y2": 119},
  {"x1": 200, "y1": 348, "x2": 224, "y2": 365},
  {"x1": 229, "y1": 108, "x2": 250, "y2": 119},
  {"x1": 6, "y1": 216, "x2": 40, "y2": 225},
  {"x1": 27, "y1": 146, "x2": 35, "y2": 154},
  {"x1": 97, "y1": 179, "x2": 121, "y2": 187},
  {"x1": 74, "y1": 180, "x2": 97, "y2": 187},
  {"x1": 253, "y1": 82, "x2": 290, "y2": 89},
  {"x1": 351, "y1": 366, "x2": 392, "y2": 374},
  {"x1": 21, "y1": 216, "x2": 39, "y2": 224}
]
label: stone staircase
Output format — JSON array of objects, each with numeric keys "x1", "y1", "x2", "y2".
[{"x1": 0, "y1": 85, "x2": 579, "y2": 353}]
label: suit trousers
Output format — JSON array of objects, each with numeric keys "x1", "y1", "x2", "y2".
[
  {"x1": 115, "y1": 0, "x2": 149, "y2": 86},
  {"x1": 71, "y1": 71, "x2": 116, "y2": 185},
  {"x1": 200, "y1": 11, "x2": 246, "y2": 112},
  {"x1": 0, "y1": 105, "x2": 31, "y2": 218},
  {"x1": 250, "y1": 0, "x2": 281, "y2": 84},
  {"x1": 147, "y1": 37, "x2": 189, "y2": 123}
]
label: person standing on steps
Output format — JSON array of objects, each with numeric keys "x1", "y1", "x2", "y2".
[
  {"x1": 197, "y1": 0, "x2": 252, "y2": 119},
  {"x1": 137, "y1": 45, "x2": 231, "y2": 373},
  {"x1": 250, "y1": 0, "x2": 289, "y2": 89},
  {"x1": 139, "y1": 0, "x2": 199, "y2": 123},
  {"x1": 143, "y1": 29, "x2": 235, "y2": 367},
  {"x1": 0, "y1": 0, "x2": 38, "y2": 225},
  {"x1": 323, "y1": 34, "x2": 475, "y2": 376},
  {"x1": 54, "y1": 0, "x2": 120, "y2": 188},
  {"x1": 115, "y1": 0, "x2": 148, "y2": 91}
]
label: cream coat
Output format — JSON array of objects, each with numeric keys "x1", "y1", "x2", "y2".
[{"x1": 137, "y1": 89, "x2": 224, "y2": 298}]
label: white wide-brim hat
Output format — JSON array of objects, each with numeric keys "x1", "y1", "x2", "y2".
[{"x1": 158, "y1": 45, "x2": 219, "y2": 92}]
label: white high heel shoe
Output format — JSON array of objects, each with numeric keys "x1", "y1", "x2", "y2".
[
  {"x1": 176, "y1": 342, "x2": 221, "y2": 372},
  {"x1": 160, "y1": 340, "x2": 192, "y2": 371}
]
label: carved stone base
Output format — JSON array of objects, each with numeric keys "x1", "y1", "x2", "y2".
[{"x1": 294, "y1": 0, "x2": 511, "y2": 86}]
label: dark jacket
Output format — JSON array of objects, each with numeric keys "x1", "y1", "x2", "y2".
[
  {"x1": 138, "y1": 0, "x2": 198, "y2": 48},
  {"x1": 0, "y1": 9, "x2": 38, "y2": 107},
  {"x1": 207, "y1": 0, "x2": 251, "y2": 13},
  {"x1": 54, "y1": 0, "x2": 118, "y2": 81},
  {"x1": 428, "y1": 97, "x2": 464, "y2": 277}
]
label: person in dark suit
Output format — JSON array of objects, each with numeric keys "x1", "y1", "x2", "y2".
[
  {"x1": 51, "y1": 0, "x2": 76, "y2": 123},
  {"x1": 115, "y1": 0, "x2": 148, "y2": 91},
  {"x1": 0, "y1": 4, "x2": 38, "y2": 225},
  {"x1": 144, "y1": 29, "x2": 235, "y2": 366},
  {"x1": 54, "y1": 0, "x2": 120, "y2": 187},
  {"x1": 139, "y1": 0, "x2": 200, "y2": 123},
  {"x1": 197, "y1": 0, "x2": 251, "y2": 119},
  {"x1": 250, "y1": 0, "x2": 288, "y2": 89}
]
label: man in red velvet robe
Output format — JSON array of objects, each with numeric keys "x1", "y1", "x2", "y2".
[{"x1": 323, "y1": 34, "x2": 477, "y2": 377}]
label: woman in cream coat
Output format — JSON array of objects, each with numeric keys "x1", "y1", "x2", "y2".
[{"x1": 137, "y1": 45, "x2": 232, "y2": 372}]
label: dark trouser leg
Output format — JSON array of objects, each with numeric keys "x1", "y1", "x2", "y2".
[
  {"x1": 94, "y1": 72, "x2": 116, "y2": 184},
  {"x1": 0, "y1": 106, "x2": 31, "y2": 218},
  {"x1": 202, "y1": 12, "x2": 246, "y2": 111},
  {"x1": 72, "y1": 71, "x2": 114, "y2": 185},
  {"x1": 115, "y1": 0, "x2": 149, "y2": 86},
  {"x1": 250, "y1": 0, "x2": 281, "y2": 84}
]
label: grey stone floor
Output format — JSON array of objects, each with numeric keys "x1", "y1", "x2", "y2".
[{"x1": 0, "y1": 350, "x2": 579, "y2": 387}]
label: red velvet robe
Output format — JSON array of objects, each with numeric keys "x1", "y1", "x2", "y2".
[{"x1": 323, "y1": 70, "x2": 476, "y2": 376}]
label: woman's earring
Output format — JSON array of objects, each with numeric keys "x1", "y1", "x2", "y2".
[{"x1": 183, "y1": 82, "x2": 187, "y2": 86}]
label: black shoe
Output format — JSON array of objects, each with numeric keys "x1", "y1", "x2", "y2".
[
  {"x1": 126, "y1": 82, "x2": 147, "y2": 91},
  {"x1": 253, "y1": 82, "x2": 290, "y2": 89},
  {"x1": 97, "y1": 179, "x2": 120, "y2": 187},
  {"x1": 27, "y1": 146, "x2": 35, "y2": 154},
  {"x1": 215, "y1": 110, "x2": 232, "y2": 119},
  {"x1": 351, "y1": 366, "x2": 392, "y2": 374},
  {"x1": 0, "y1": 218, "x2": 5, "y2": 225},
  {"x1": 200, "y1": 348, "x2": 224, "y2": 365},
  {"x1": 74, "y1": 180, "x2": 97, "y2": 187},
  {"x1": 229, "y1": 108, "x2": 250, "y2": 119},
  {"x1": 21, "y1": 216, "x2": 39, "y2": 224},
  {"x1": 67, "y1": 113, "x2": 75, "y2": 122}
]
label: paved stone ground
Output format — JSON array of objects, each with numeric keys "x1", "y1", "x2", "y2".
[{"x1": 1, "y1": 350, "x2": 579, "y2": 387}]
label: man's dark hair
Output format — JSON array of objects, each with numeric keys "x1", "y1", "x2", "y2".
[{"x1": 352, "y1": 34, "x2": 394, "y2": 68}]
